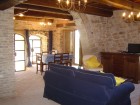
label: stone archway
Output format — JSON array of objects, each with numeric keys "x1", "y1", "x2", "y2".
[
  {"x1": 70, "y1": 11, "x2": 109, "y2": 58},
  {"x1": 70, "y1": 11, "x2": 94, "y2": 55}
]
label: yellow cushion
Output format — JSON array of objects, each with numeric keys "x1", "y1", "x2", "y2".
[
  {"x1": 85, "y1": 56, "x2": 101, "y2": 69},
  {"x1": 115, "y1": 77, "x2": 126, "y2": 86},
  {"x1": 99, "y1": 71, "x2": 126, "y2": 86}
]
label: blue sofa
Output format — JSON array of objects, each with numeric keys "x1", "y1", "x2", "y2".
[{"x1": 43, "y1": 64, "x2": 135, "y2": 105}]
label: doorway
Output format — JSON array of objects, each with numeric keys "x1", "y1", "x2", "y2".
[
  {"x1": 63, "y1": 30, "x2": 81, "y2": 65},
  {"x1": 15, "y1": 34, "x2": 25, "y2": 71},
  {"x1": 29, "y1": 36, "x2": 41, "y2": 64},
  {"x1": 74, "y1": 30, "x2": 80, "y2": 64}
]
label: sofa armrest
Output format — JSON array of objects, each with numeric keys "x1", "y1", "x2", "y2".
[{"x1": 108, "y1": 82, "x2": 135, "y2": 105}]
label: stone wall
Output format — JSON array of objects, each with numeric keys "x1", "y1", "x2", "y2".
[
  {"x1": 15, "y1": 21, "x2": 49, "y2": 52},
  {"x1": 53, "y1": 29, "x2": 64, "y2": 53},
  {"x1": 0, "y1": 8, "x2": 15, "y2": 98},
  {"x1": 14, "y1": 20, "x2": 64, "y2": 53},
  {"x1": 105, "y1": 11, "x2": 140, "y2": 52},
  {"x1": 71, "y1": 11, "x2": 140, "y2": 58}
]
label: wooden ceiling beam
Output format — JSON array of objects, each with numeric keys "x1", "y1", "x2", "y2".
[
  {"x1": 56, "y1": 23, "x2": 76, "y2": 28},
  {"x1": 15, "y1": 4, "x2": 70, "y2": 15},
  {"x1": 14, "y1": 8, "x2": 73, "y2": 20},
  {"x1": 14, "y1": 16, "x2": 44, "y2": 22},
  {"x1": 90, "y1": 0, "x2": 140, "y2": 11},
  {"x1": 0, "y1": 0, "x2": 27, "y2": 10},
  {"x1": 24, "y1": 0, "x2": 113, "y2": 17}
]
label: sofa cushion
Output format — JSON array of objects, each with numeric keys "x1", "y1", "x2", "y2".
[
  {"x1": 49, "y1": 64, "x2": 75, "y2": 77},
  {"x1": 85, "y1": 56, "x2": 101, "y2": 69},
  {"x1": 75, "y1": 70, "x2": 115, "y2": 88},
  {"x1": 115, "y1": 77, "x2": 126, "y2": 86}
]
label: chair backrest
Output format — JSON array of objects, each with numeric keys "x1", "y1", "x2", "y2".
[
  {"x1": 36, "y1": 53, "x2": 42, "y2": 63},
  {"x1": 62, "y1": 53, "x2": 69, "y2": 60},
  {"x1": 54, "y1": 53, "x2": 62, "y2": 63},
  {"x1": 42, "y1": 51, "x2": 48, "y2": 55},
  {"x1": 52, "y1": 50, "x2": 56, "y2": 54}
]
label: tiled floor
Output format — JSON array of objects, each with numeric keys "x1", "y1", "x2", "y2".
[
  {"x1": 0, "y1": 65, "x2": 139, "y2": 105},
  {"x1": 0, "y1": 65, "x2": 59, "y2": 105}
]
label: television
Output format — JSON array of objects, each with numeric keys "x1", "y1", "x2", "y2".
[{"x1": 128, "y1": 43, "x2": 140, "y2": 53}]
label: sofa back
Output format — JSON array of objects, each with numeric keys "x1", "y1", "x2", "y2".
[
  {"x1": 49, "y1": 64, "x2": 115, "y2": 88},
  {"x1": 75, "y1": 70, "x2": 115, "y2": 88},
  {"x1": 76, "y1": 69, "x2": 116, "y2": 88}
]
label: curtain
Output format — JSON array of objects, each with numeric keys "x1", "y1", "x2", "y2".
[
  {"x1": 48, "y1": 31, "x2": 53, "y2": 54},
  {"x1": 25, "y1": 29, "x2": 32, "y2": 67}
]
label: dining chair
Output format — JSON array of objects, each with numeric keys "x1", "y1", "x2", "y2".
[
  {"x1": 62, "y1": 53, "x2": 72, "y2": 66},
  {"x1": 36, "y1": 53, "x2": 47, "y2": 75},
  {"x1": 48, "y1": 53, "x2": 62, "y2": 70},
  {"x1": 54, "y1": 53, "x2": 62, "y2": 64}
]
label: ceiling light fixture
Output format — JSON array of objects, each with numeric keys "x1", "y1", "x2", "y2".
[
  {"x1": 47, "y1": 22, "x2": 52, "y2": 26},
  {"x1": 57, "y1": 0, "x2": 88, "y2": 12},
  {"x1": 122, "y1": 10, "x2": 140, "y2": 23},
  {"x1": 39, "y1": 18, "x2": 53, "y2": 26},
  {"x1": 39, "y1": 22, "x2": 46, "y2": 26},
  {"x1": 121, "y1": 5, "x2": 140, "y2": 23}
]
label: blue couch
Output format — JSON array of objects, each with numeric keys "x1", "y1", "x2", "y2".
[{"x1": 43, "y1": 64, "x2": 135, "y2": 105}]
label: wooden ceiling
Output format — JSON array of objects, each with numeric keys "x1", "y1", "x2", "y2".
[{"x1": 1, "y1": 0, "x2": 140, "y2": 27}]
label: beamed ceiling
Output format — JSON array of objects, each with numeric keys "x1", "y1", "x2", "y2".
[{"x1": 1, "y1": 0, "x2": 140, "y2": 28}]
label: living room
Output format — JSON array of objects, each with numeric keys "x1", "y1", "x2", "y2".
[{"x1": 0, "y1": 0, "x2": 140, "y2": 105}]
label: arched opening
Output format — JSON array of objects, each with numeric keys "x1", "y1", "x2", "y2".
[{"x1": 29, "y1": 35, "x2": 41, "y2": 64}]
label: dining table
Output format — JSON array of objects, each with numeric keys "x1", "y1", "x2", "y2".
[{"x1": 42, "y1": 53, "x2": 73, "y2": 64}]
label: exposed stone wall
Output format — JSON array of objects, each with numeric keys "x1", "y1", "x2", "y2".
[
  {"x1": 29, "y1": 30, "x2": 48, "y2": 52},
  {"x1": 53, "y1": 29, "x2": 64, "y2": 53},
  {"x1": 70, "y1": 11, "x2": 93, "y2": 55},
  {"x1": 14, "y1": 20, "x2": 56, "y2": 31},
  {"x1": 14, "y1": 20, "x2": 77, "y2": 54},
  {"x1": 14, "y1": 20, "x2": 63, "y2": 53},
  {"x1": 71, "y1": 11, "x2": 140, "y2": 58},
  {"x1": 0, "y1": 8, "x2": 15, "y2": 98},
  {"x1": 105, "y1": 11, "x2": 140, "y2": 52}
]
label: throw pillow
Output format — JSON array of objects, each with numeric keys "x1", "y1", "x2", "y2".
[
  {"x1": 85, "y1": 56, "x2": 101, "y2": 69},
  {"x1": 115, "y1": 76, "x2": 126, "y2": 86}
]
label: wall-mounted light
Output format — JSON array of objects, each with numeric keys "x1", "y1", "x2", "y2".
[
  {"x1": 13, "y1": 17, "x2": 15, "y2": 20},
  {"x1": 15, "y1": 9, "x2": 28, "y2": 17},
  {"x1": 18, "y1": 13, "x2": 24, "y2": 17}
]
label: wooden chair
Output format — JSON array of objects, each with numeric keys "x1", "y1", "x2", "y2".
[
  {"x1": 36, "y1": 53, "x2": 47, "y2": 75},
  {"x1": 54, "y1": 53, "x2": 62, "y2": 64},
  {"x1": 62, "y1": 53, "x2": 72, "y2": 66},
  {"x1": 48, "y1": 53, "x2": 62, "y2": 70},
  {"x1": 42, "y1": 51, "x2": 48, "y2": 55}
]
